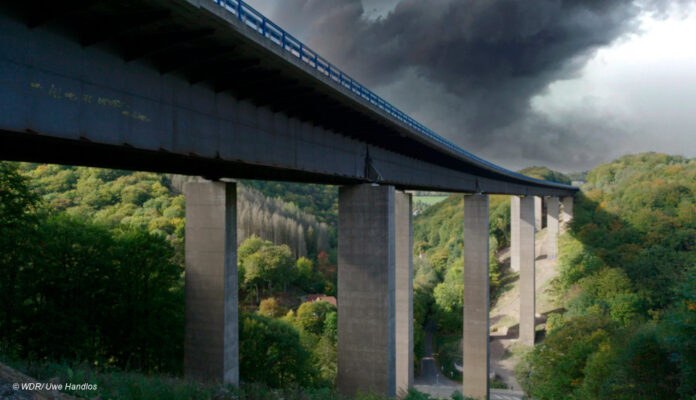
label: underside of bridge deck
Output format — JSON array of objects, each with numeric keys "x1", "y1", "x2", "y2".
[{"x1": 0, "y1": 0, "x2": 577, "y2": 196}]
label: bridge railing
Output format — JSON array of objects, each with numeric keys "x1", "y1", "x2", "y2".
[
  {"x1": 212, "y1": 1, "x2": 477, "y2": 152},
  {"x1": 211, "y1": 0, "x2": 575, "y2": 188}
]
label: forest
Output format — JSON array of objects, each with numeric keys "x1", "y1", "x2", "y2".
[
  {"x1": 1, "y1": 154, "x2": 695, "y2": 400},
  {"x1": 409, "y1": 166, "x2": 572, "y2": 380},
  {"x1": 517, "y1": 154, "x2": 696, "y2": 399},
  {"x1": 0, "y1": 162, "x2": 341, "y2": 397}
]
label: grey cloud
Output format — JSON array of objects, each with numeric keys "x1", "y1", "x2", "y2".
[
  {"x1": 254, "y1": 0, "x2": 693, "y2": 170},
  {"x1": 271, "y1": 0, "x2": 639, "y2": 130}
]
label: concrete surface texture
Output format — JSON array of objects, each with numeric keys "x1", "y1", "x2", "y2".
[
  {"x1": 510, "y1": 197, "x2": 520, "y2": 272},
  {"x1": 337, "y1": 184, "x2": 396, "y2": 397},
  {"x1": 561, "y1": 196, "x2": 574, "y2": 225},
  {"x1": 546, "y1": 197, "x2": 560, "y2": 259},
  {"x1": 395, "y1": 191, "x2": 414, "y2": 397},
  {"x1": 0, "y1": 4, "x2": 577, "y2": 198},
  {"x1": 515, "y1": 196, "x2": 536, "y2": 347},
  {"x1": 534, "y1": 196, "x2": 543, "y2": 232},
  {"x1": 462, "y1": 194, "x2": 490, "y2": 400},
  {"x1": 184, "y1": 181, "x2": 239, "y2": 384}
]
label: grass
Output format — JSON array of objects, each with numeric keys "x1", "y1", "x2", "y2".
[
  {"x1": 0, "y1": 353, "x2": 473, "y2": 400},
  {"x1": 3, "y1": 358, "x2": 220, "y2": 400}
]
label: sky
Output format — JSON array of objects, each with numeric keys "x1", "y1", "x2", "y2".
[{"x1": 246, "y1": 0, "x2": 696, "y2": 172}]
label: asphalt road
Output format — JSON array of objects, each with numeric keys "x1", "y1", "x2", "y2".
[{"x1": 413, "y1": 321, "x2": 525, "y2": 400}]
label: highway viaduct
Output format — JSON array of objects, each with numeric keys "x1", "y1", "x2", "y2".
[{"x1": 0, "y1": 1, "x2": 577, "y2": 398}]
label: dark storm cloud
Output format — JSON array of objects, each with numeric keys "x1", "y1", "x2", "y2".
[
  {"x1": 272, "y1": 0, "x2": 638, "y2": 130},
  {"x1": 260, "y1": 0, "x2": 692, "y2": 170}
]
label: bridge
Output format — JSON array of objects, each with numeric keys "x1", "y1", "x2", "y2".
[{"x1": 0, "y1": 0, "x2": 577, "y2": 398}]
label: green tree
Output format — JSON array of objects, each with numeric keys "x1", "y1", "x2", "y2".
[
  {"x1": 323, "y1": 311, "x2": 337, "y2": 343},
  {"x1": 294, "y1": 301, "x2": 337, "y2": 336},
  {"x1": 105, "y1": 228, "x2": 183, "y2": 373},
  {"x1": 0, "y1": 162, "x2": 40, "y2": 345},
  {"x1": 238, "y1": 235, "x2": 266, "y2": 266},
  {"x1": 240, "y1": 313, "x2": 315, "y2": 387},
  {"x1": 258, "y1": 297, "x2": 285, "y2": 318},
  {"x1": 520, "y1": 315, "x2": 614, "y2": 400},
  {"x1": 243, "y1": 242, "x2": 295, "y2": 296},
  {"x1": 294, "y1": 256, "x2": 327, "y2": 292},
  {"x1": 312, "y1": 334, "x2": 337, "y2": 385}
]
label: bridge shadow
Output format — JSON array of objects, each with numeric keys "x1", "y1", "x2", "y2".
[
  {"x1": 492, "y1": 255, "x2": 518, "y2": 304},
  {"x1": 561, "y1": 192, "x2": 672, "y2": 310},
  {"x1": 492, "y1": 307, "x2": 565, "y2": 342}
]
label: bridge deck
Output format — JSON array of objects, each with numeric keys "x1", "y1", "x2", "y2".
[{"x1": 0, "y1": 0, "x2": 576, "y2": 196}]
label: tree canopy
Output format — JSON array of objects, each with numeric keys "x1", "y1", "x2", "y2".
[{"x1": 518, "y1": 153, "x2": 696, "y2": 399}]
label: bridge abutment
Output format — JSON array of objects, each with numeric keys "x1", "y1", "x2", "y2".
[
  {"x1": 462, "y1": 194, "x2": 490, "y2": 400},
  {"x1": 184, "y1": 181, "x2": 239, "y2": 384},
  {"x1": 337, "y1": 184, "x2": 396, "y2": 397}
]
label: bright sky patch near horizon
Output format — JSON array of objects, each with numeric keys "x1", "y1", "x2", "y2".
[
  {"x1": 532, "y1": 5, "x2": 696, "y2": 169},
  {"x1": 248, "y1": 0, "x2": 696, "y2": 172}
]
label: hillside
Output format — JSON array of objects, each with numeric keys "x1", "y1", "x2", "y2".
[
  {"x1": 517, "y1": 166, "x2": 572, "y2": 185},
  {"x1": 517, "y1": 153, "x2": 696, "y2": 399},
  {"x1": 17, "y1": 164, "x2": 331, "y2": 259},
  {"x1": 412, "y1": 166, "x2": 571, "y2": 293},
  {"x1": 241, "y1": 180, "x2": 338, "y2": 227},
  {"x1": 1, "y1": 162, "x2": 340, "y2": 389},
  {"x1": 8, "y1": 156, "x2": 692, "y2": 399},
  {"x1": 411, "y1": 167, "x2": 571, "y2": 374}
]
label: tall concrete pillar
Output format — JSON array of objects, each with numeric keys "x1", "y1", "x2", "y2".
[
  {"x1": 462, "y1": 194, "x2": 490, "y2": 400},
  {"x1": 184, "y1": 181, "x2": 239, "y2": 384},
  {"x1": 534, "y1": 196, "x2": 543, "y2": 232},
  {"x1": 395, "y1": 191, "x2": 413, "y2": 398},
  {"x1": 546, "y1": 196, "x2": 560, "y2": 259},
  {"x1": 510, "y1": 196, "x2": 520, "y2": 272},
  {"x1": 513, "y1": 196, "x2": 536, "y2": 346},
  {"x1": 561, "y1": 196, "x2": 574, "y2": 224},
  {"x1": 338, "y1": 184, "x2": 396, "y2": 397}
]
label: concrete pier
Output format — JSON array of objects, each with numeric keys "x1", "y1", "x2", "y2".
[
  {"x1": 184, "y1": 181, "x2": 239, "y2": 384},
  {"x1": 337, "y1": 184, "x2": 396, "y2": 397},
  {"x1": 561, "y1": 196, "x2": 574, "y2": 225},
  {"x1": 513, "y1": 196, "x2": 536, "y2": 346},
  {"x1": 511, "y1": 196, "x2": 520, "y2": 272},
  {"x1": 534, "y1": 196, "x2": 543, "y2": 232},
  {"x1": 462, "y1": 194, "x2": 490, "y2": 400},
  {"x1": 546, "y1": 197, "x2": 560, "y2": 259},
  {"x1": 395, "y1": 191, "x2": 413, "y2": 398}
]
